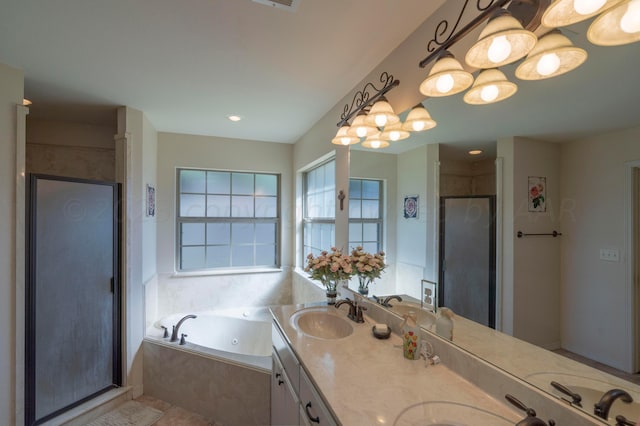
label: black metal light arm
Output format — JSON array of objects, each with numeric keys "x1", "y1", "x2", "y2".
[{"x1": 336, "y1": 72, "x2": 400, "y2": 128}]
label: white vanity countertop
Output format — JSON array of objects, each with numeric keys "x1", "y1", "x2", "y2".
[{"x1": 270, "y1": 303, "x2": 523, "y2": 425}]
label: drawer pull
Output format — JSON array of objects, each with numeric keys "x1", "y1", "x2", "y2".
[{"x1": 305, "y1": 402, "x2": 320, "y2": 423}]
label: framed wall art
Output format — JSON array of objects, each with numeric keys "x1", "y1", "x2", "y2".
[
  {"x1": 403, "y1": 195, "x2": 419, "y2": 219},
  {"x1": 146, "y1": 184, "x2": 156, "y2": 217},
  {"x1": 528, "y1": 176, "x2": 546, "y2": 212}
]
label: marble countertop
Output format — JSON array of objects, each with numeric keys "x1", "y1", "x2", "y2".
[{"x1": 270, "y1": 302, "x2": 523, "y2": 425}]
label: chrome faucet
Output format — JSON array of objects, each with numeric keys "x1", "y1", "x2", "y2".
[
  {"x1": 594, "y1": 388, "x2": 633, "y2": 420},
  {"x1": 335, "y1": 298, "x2": 366, "y2": 323},
  {"x1": 170, "y1": 314, "x2": 197, "y2": 342},
  {"x1": 382, "y1": 295, "x2": 402, "y2": 308}
]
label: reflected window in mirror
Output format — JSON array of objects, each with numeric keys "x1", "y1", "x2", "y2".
[
  {"x1": 302, "y1": 159, "x2": 336, "y2": 260},
  {"x1": 349, "y1": 178, "x2": 383, "y2": 253}
]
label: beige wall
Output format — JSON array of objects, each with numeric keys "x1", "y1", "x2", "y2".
[
  {"x1": 153, "y1": 132, "x2": 294, "y2": 318},
  {"x1": 26, "y1": 118, "x2": 116, "y2": 181},
  {"x1": 440, "y1": 159, "x2": 495, "y2": 196},
  {"x1": 0, "y1": 62, "x2": 24, "y2": 426},
  {"x1": 560, "y1": 126, "x2": 640, "y2": 372}
]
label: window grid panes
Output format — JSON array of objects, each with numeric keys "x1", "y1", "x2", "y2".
[
  {"x1": 177, "y1": 169, "x2": 279, "y2": 271},
  {"x1": 303, "y1": 160, "x2": 336, "y2": 260},
  {"x1": 348, "y1": 178, "x2": 383, "y2": 253}
]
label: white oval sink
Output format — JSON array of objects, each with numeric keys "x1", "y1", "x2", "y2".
[
  {"x1": 393, "y1": 401, "x2": 518, "y2": 426},
  {"x1": 391, "y1": 302, "x2": 438, "y2": 329},
  {"x1": 290, "y1": 307, "x2": 354, "y2": 340}
]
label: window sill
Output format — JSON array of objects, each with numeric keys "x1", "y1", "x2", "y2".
[{"x1": 172, "y1": 267, "x2": 284, "y2": 278}]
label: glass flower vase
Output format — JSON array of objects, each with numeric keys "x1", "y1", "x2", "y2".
[
  {"x1": 323, "y1": 279, "x2": 338, "y2": 305},
  {"x1": 357, "y1": 276, "x2": 372, "y2": 296}
]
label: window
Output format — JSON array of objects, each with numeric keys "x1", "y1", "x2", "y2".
[
  {"x1": 302, "y1": 160, "x2": 335, "y2": 259},
  {"x1": 349, "y1": 178, "x2": 383, "y2": 253},
  {"x1": 176, "y1": 169, "x2": 280, "y2": 272}
]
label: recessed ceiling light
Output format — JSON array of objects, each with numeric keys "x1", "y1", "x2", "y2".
[
  {"x1": 227, "y1": 115, "x2": 242, "y2": 122},
  {"x1": 22, "y1": 98, "x2": 32, "y2": 106},
  {"x1": 469, "y1": 149, "x2": 483, "y2": 155}
]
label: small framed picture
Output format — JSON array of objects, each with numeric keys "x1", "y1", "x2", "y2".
[
  {"x1": 403, "y1": 195, "x2": 419, "y2": 219},
  {"x1": 528, "y1": 176, "x2": 546, "y2": 212},
  {"x1": 146, "y1": 184, "x2": 156, "y2": 217}
]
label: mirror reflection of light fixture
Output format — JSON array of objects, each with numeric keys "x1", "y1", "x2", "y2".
[
  {"x1": 419, "y1": 52, "x2": 474, "y2": 97},
  {"x1": 347, "y1": 110, "x2": 377, "y2": 138},
  {"x1": 465, "y1": 9, "x2": 538, "y2": 69},
  {"x1": 469, "y1": 149, "x2": 483, "y2": 155},
  {"x1": 401, "y1": 104, "x2": 437, "y2": 132},
  {"x1": 588, "y1": 0, "x2": 640, "y2": 45},
  {"x1": 331, "y1": 125, "x2": 360, "y2": 146},
  {"x1": 380, "y1": 121, "x2": 411, "y2": 141},
  {"x1": 463, "y1": 68, "x2": 518, "y2": 105},
  {"x1": 542, "y1": 0, "x2": 625, "y2": 27},
  {"x1": 365, "y1": 96, "x2": 400, "y2": 127},
  {"x1": 361, "y1": 132, "x2": 390, "y2": 149},
  {"x1": 516, "y1": 30, "x2": 588, "y2": 80}
]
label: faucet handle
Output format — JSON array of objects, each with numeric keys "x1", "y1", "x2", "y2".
[
  {"x1": 179, "y1": 333, "x2": 188, "y2": 345},
  {"x1": 355, "y1": 305, "x2": 367, "y2": 323},
  {"x1": 160, "y1": 325, "x2": 169, "y2": 338},
  {"x1": 616, "y1": 415, "x2": 637, "y2": 426}
]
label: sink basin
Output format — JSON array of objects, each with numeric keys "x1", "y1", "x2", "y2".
[
  {"x1": 390, "y1": 302, "x2": 438, "y2": 329},
  {"x1": 393, "y1": 401, "x2": 517, "y2": 426},
  {"x1": 290, "y1": 307, "x2": 354, "y2": 339}
]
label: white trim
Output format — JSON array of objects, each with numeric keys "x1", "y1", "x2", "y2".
[
  {"x1": 625, "y1": 160, "x2": 640, "y2": 372},
  {"x1": 15, "y1": 104, "x2": 28, "y2": 426},
  {"x1": 495, "y1": 157, "x2": 504, "y2": 332},
  {"x1": 432, "y1": 160, "x2": 440, "y2": 281}
]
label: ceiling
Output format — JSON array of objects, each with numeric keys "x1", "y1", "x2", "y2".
[
  {"x1": 0, "y1": 0, "x2": 445, "y2": 143},
  {"x1": 1, "y1": 0, "x2": 639, "y2": 155}
]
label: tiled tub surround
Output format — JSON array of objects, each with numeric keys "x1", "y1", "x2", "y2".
[
  {"x1": 271, "y1": 299, "x2": 603, "y2": 425},
  {"x1": 143, "y1": 339, "x2": 270, "y2": 425}
]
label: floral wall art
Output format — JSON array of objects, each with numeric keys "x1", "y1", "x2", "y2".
[{"x1": 528, "y1": 176, "x2": 546, "y2": 212}]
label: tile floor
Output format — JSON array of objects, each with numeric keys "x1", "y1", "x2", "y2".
[{"x1": 134, "y1": 395, "x2": 219, "y2": 426}]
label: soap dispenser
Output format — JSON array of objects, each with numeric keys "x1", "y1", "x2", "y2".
[
  {"x1": 435, "y1": 307, "x2": 454, "y2": 341},
  {"x1": 401, "y1": 311, "x2": 420, "y2": 360}
]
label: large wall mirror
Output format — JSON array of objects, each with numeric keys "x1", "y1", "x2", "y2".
[{"x1": 348, "y1": 19, "x2": 640, "y2": 425}]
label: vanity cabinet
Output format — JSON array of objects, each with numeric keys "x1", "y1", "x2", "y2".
[{"x1": 272, "y1": 322, "x2": 337, "y2": 425}]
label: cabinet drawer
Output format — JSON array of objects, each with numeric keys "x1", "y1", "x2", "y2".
[
  {"x1": 272, "y1": 321, "x2": 300, "y2": 393},
  {"x1": 299, "y1": 367, "x2": 337, "y2": 426}
]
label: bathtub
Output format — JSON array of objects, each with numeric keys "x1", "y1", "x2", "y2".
[
  {"x1": 144, "y1": 307, "x2": 272, "y2": 424},
  {"x1": 146, "y1": 307, "x2": 273, "y2": 371}
]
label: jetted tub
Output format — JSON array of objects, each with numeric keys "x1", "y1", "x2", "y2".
[{"x1": 147, "y1": 307, "x2": 273, "y2": 371}]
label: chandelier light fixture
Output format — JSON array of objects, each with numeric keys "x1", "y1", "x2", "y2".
[
  {"x1": 516, "y1": 29, "x2": 588, "y2": 80},
  {"x1": 588, "y1": 0, "x2": 640, "y2": 45},
  {"x1": 419, "y1": 52, "x2": 474, "y2": 97},
  {"x1": 333, "y1": 72, "x2": 437, "y2": 149},
  {"x1": 465, "y1": 9, "x2": 538, "y2": 69},
  {"x1": 463, "y1": 68, "x2": 518, "y2": 105},
  {"x1": 414, "y1": 0, "x2": 639, "y2": 111}
]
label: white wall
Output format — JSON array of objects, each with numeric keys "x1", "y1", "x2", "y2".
[
  {"x1": 499, "y1": 137, "x2": 561, "y2": 349},
  {"x1": 0, "y1": 62, "x2": 24, "y2": 426},
  {"x1": 560, "y1": 126, "x2": 640, "y2": 372},
  {"x1": 154, "y1": 132, "x2": 293, "y2": 318}
]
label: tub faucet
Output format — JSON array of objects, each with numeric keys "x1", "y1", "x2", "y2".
[
  {"x1": 594, "y1": 388, "x2": 633, "y2": 420},
  {"x1": 170, "y1": 314, "x2": 197, "y2": 342},
  {"x1": 382, "y1": 295, "x2": 402, "y2": 307}
]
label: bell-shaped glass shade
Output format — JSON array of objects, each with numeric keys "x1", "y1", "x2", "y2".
[
  {"x1": 516, "y1": 30, "x2": 588, "y2": 80},
  {"x1": 465, "y1": 10, "x2": 537, "y2": 69},
  {"x1": 364, "y1": 96, "x2": 400, "y2": 127},
  {"x1": 542, "y1": 0, "x2": 625, "y2": 27},
  {"x1": 419, "y1": 52, "x2": 474, "y2": 97},
  {"x1": 361, "y1": 132, "x2": 390, "y2": 149},
  {"x1": 463, "y1": 68, "x2": 518, "y2": 105},
  {"x1": 380, "y1": 121, "x2": 410, "y2": 141},
  {"x1": 588, "y1": 0, "x2": 640, "y2": 46},
  {"x1": 331, "y1": 125, "x2": 360, "y2": 146},
  {"x1": 401, "y1": 104, "x2": 437, "y2": 132},
  {"x1": 347, "y1": 111, "x2": 377, "y2": 138}
]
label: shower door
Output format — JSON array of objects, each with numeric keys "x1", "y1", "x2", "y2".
[
  {"x1": 439, "y1": 196, "x2": 496, "y2": 328},
  {"x1": 26, "y1": 175, "x2": 121, "y2": 425}
]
